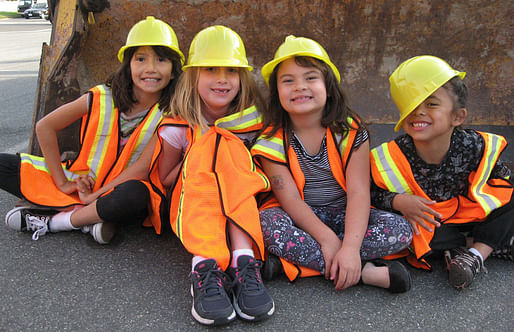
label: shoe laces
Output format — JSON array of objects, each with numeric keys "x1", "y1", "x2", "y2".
[
  {"x1": 194, "y1": 267, "x2": 228, "y2": 298},
  {"x1": 81, "y1": 225, "x2": 92, "y2": 234},
  {"x1": 452, "y1": 251, "x2": 487, "y2": 275},
  {"x1": 25, "y1": 214, "x2": 50, "y2": 241},
  {"x1": 232, "y1": 260, "x2": 264, "y2": 293}
]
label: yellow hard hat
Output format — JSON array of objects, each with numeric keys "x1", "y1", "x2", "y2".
[
  {"x1": 117, "y1": 16, "x2": 185, "y2": 64},
  {"x1": 390, "y1": 55, "x2": 466, "y2": 132},
  {"x1": 261, "y1": 35, "x2": 340, "y2": 86},
  {"x1": 182, "y1": 25, "x2": 252, "y2": 70}
]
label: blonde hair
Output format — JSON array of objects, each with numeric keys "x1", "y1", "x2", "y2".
[{"x1": 166, "y1": 67, "x2": 263, "y2": 129}]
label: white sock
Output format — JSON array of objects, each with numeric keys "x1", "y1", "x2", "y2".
[
  {"x1": 469, "y1": 248, "x2": 484, "y2": 263},
  {"x1": 49, "y1": 211, "x2": 79, "y2": 232},
  {"x1": 192, "y1": 255, "x2": 209, "y2": 272},
  {"x1": 231, "y1": 249, "x2": 254, "y2": 268}
]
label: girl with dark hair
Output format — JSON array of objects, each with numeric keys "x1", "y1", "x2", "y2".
[
  {"x1": 252, "y1": 36, "x2": 412, "y2": 292},
  {"x1": 1, "y1": 16, "x2": 184, "y2": 244},
  {"x1": 371, "y1": 55, "x2": 513, "y2": 289}
]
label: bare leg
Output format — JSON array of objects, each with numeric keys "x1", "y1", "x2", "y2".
[
  {"x1": 472, "y1": 242, "x2": 493, "y2": 261},
  {"x1": 228, "y1": 223, "x2": 252, "y2": 250},
  {"x1": 361, "y1": 263, "x2": 389, "y2": 288},
  {"x1": 70, "y1": 201, "x2": 102, "y2": 228}
]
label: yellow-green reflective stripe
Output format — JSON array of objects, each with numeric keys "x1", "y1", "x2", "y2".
[
  {"x1": 216, "y1": 106, "x2": 261, "y2": 131},
  {"x1": 471, "y1": 134, "x2": 502, "y2": 213},
  {"x1": 127, "y1": 106, "x2": 162, "y2": 166},
  {"x1": 253, "y1": 136, "x2": 285, "y2": 162},
  {"x1": 20, "y1": 154, "x2": 95, "y2": 181},
  {"x1": 175, "y1": 154, "x2": 189, "y2": 242},
  {"x1": 242, "y1": 146, "x2": 270, "y2": 190},
  {"x1": 89, "y1": 85, "x2": 115, "y2": 176},
  {"x1": 333, "y1": 117, "x2": 355, "y2": 156},
  {"x1": 334, "y1": 132, "x2": 350, "y2": 156},
  {"x1": 372, "y1": 144, "x2": 412, "y2": 194}
]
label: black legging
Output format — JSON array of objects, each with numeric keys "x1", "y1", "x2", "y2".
[
  {"x1": 0, "y1": 153, "x2": 22, "y2": 197},
  {"x1": 0, "y1": 153, "x2": 150, "y2": 226},
  {"x1": 430, "y1": 194, "x2": 514, "y2": 251}
]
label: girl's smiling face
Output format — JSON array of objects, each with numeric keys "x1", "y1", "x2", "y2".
[
  {"x1": 276, "y1": 57, "x2": 327, "y2": 119},
  {"x1": 198, "y1": 67, "x2": 240, "y2": 123},
  {"x1": 402, "y1": 86, "x2": 465, "y2": 144},
  {"x1": 130, "y1": 46, "x2": 173, "y2": 101}
]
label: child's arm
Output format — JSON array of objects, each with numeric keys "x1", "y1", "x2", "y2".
[
  {"x1": 371, "y1": 168, "x2": 441, "y2": 235},
  {"x1": 260, "y1": 158, "x2": 342, "y2": 279},
  {"x1": 35, "y1": 94, "x2": 89, "y2": 194},
  {"x1": 158, "y1": 140, "x2": 183, "y2": 188},
  {"x1": 370, "y1": 180, "x2": 398, "y2": 211},
  {"x1": 392, "y1": 194, "x2": 441, "y2": 235},
  {"x1": 78, "y1": 135, "x2": 157, "y2": 204},
  {"x1": 330, "y1": 141, "x2": 370, "y2": 290}
]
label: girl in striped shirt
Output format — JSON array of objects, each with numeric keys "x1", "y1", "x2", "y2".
[{"x1": 252, "y1": 36, "x2": 412, "y2": 292}]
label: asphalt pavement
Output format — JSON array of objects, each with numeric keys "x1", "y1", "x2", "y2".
[{"x1": 0, "y1": 7, "x2": 513, "y2": 332}]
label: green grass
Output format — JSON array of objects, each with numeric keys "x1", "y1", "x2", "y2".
[{"x1": 0, "y1": 11, "x2": 20, "y2": 19}]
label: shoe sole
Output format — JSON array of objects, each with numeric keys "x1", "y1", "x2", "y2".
[
  {"x1": 5, "y1": 206, "x2": 28, "y2": 231},
  {"x1": 92, "y1": 222, "x2": 115, "y2": 244},
  {"x1": 448, "y1": 262, "x2": 473, "y2": 289},
  {"x1": 189, "y1": 285, "x2": 236, "y2": 326},
  {"x1": 232, "y1": 294, "x2": 275, "y2": 322}
]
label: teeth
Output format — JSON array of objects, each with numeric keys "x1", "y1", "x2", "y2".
[
  {"x1": 412, "y1": 122, "x2": 428, "y2": 128},
  {"x1": 293, "y1": 96, "x2": 311, "y2": 102},
  {"x1": 143, "y1": 78, "x2": 158, "y2": 82}
]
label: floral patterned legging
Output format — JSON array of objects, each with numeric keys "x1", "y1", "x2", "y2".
[{"x1": 260, "y1": 206, "x2": 413, "y2": 274}]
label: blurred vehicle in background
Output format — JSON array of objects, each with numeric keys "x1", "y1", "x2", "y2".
[
  {"x1": 23, "y1": 1, "x2": 48, "y2": 19},
  {"x1": 17, "y1": 0, "x2": 33, "y2": 16}
]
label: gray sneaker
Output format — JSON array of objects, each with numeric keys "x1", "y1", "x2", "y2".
[
  {"x1": 81, "y1": 222, "x2": 115, "y2": 244},
  {"x1": 5, "y1": 206, "x2": 52, "y2": 240}
]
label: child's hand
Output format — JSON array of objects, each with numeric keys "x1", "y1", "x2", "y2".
[
  {"x1": 78, "y1": 190, "x2": 97, "y2": 205},
  {"x1": 320, "y1": 234, "x2": 342, "y2": 279},
  {"x1": 75, "y1": 174, "x2": 95, "y2": 193},
  {"x1": 56, "y1": 180, "x2": 78, "y2": 195},
  {"x1": 330, "y1": 247, "x2": 361, "y2": 290},
  {"x1": 392, "y1": 194, "x2": 442, "y2": 235},
  {"x1": 76, "y1": 175, "x2": 96, "y2": 204}
]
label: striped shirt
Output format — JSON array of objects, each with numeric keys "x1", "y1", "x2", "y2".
[{"x1": 291, "y1": 129, "x2": 368, "y2": 208}]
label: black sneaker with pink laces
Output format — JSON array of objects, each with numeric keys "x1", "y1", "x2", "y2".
[
  {"x1": 190, "y1": 259, "x2": 235, "y2": 326},
  {"x1": 228, "y1": 255, "x2": 275, "y2": 321}
]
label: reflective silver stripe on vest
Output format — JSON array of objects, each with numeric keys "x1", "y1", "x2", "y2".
[
  {"x1": 254, "y1": 135, "x2": 286, "y2": 161},
  {"x1": 374, "y1": 144, "x2": 409, "y2": 194},
  {"x1": 127, "y1": 105, "x2": 162, "y2": 166},
  {"x1": 89, "y1": 85, "x2": 115, "y2": 176},
  {"x1": 216, "y1": 106, "x2": 260, "y2": 131},
  {"x1": 20, "y1": 154, "x2": 95, "y2": 181},
  {"x1": 334, "y1": 132, "x2": 348, "y2": 156},
  {"x1": 473, "y1": 134, "x2": 501, "y2": 210}
]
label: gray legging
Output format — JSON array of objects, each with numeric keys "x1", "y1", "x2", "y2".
[{"x1": 260, "y1": 206, "x2": 413, "y2": 273}]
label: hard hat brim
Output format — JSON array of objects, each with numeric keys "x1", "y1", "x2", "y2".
[
  {"x1": 261, "y1": 51, "x2": 341, "y2": 86},
  {"x1": 393, "y1": 71, "x2": 466, "y2": 132},
  {"x1": 117, "y1": 44, "x2": 185, "y2": 64},
  {"x1": 181, "y1": 62, "x2": 253, "y2": 71}
]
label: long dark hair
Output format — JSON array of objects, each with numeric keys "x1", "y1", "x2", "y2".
[
  {"x1": 105, "y1": 45, "x2": 182, "y2": 113},
  {"x1": 261, "y1": 56, "x2": 364, "y2": 140}
]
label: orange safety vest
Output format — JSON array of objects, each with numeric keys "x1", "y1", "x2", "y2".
[
  {"x1": 370, "y1": 131, "x2": 513, "y2": 269},
  {"x1": 136, "y1": 117, "x2": 191, "y2": 234},
  {"x1": 251, "y1": 120, "x2": 359, "y2": 281},
  {"x1": 19, "y1": 85, "x2": 162, "y2": 211},
  {"x1": 168, "y1": 106, "x2": 269, "y2": 271}
]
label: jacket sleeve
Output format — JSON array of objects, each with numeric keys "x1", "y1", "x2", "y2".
[{"x1": 371, "y1": 178, "x2": 399, "y2": 212}]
